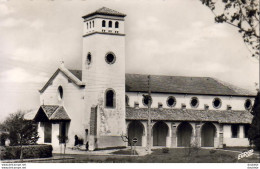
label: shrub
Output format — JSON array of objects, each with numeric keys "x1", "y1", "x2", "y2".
[
  {"x1": 162, "y1": 148, "x2": 169, "y2": 153},
  {"x1": 0, "y1": 144, "x2": 52, "y2": 160}
]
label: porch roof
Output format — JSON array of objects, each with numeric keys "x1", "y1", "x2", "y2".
[
  {"x1": 126, "y1": 107, "x2": 253, "y2": 124},
  {"x1": 34, "y1": 105, "x2": 71, "y2": 122}
]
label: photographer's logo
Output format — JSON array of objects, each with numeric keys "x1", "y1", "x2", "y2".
[{"x1": 238, "y1": 149, "x2": 254, "y2": 160}]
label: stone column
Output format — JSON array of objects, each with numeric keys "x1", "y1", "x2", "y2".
[
  {"x1": 171, "y1": 123, "x2": 177, "y2": 148},
  {"x1": 166, "y1": 122, "x2": 172, "y2": 148},
  {"x1": 195, "y1": 123, "x2": 201, "y2": 147},
  {"x1": 239, "y1": 125, "x2": 244, "y2": 138},
  {"x1": 218, "y1": 124, "x2": 224, "y2": 148},
  {"x1": 141, "y1": 121, "x2": 147, "y2": 147}
]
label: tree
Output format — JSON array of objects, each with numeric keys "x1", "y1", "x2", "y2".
[
  {"x1": 200, "y1": 0, "x2": 260, "y2": 150},
  {"x1": 200, "y1": 0, "x2": 259, "y2": 60},
  {"x1": 248, "y1": 92, "x2": 260, "y2": 150},
  {"x1": 0, "y1": 111, "x2": 39, "y2": 160}
]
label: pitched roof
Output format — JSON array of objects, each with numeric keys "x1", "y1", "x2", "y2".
[
  {"x1": 68, "y1": 69, "x2": 82, "y2": 81},
  {"x1": 126, "y1": 107, "x2": 252, "y2": 124},
  {"x1": 82, "y1": 7, "x2": 126, "y2": 19},
  {"x1": 34, "y1": 105, "x2": 71, "y2": 121},
  {"x1": 39, "y1": 66, "x2": 85, "y2": 93},
  {"x1": 125, "y1": 74, "x2": 255, "y2": 96}
]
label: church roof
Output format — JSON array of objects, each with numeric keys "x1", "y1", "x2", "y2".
[
  {"x1": 82, "y1": 7, "x2": 126, "y2": 19},
  {"x1": 125, "y1": 73, "x2": 255, "y2": 97},
  {"x1": 34, "y1": 105, "x2": 71, "y2": 122},
  {"x1": 40, "y1": 68, "x2": 255, "y2": 97},
  {"x1": 126, "y1": 107, "x2": 253, "y2": 124}
]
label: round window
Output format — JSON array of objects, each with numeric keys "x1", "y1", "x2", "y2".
[
  {"x1": 87, "y1": 53, "x2": 92, "y2": 65},
  {"x1": 143, "y1": 95, "x2": 152, "y2": 107},
  {"x1": 58, "y1": 86, "x2": 63, "y2": 100},
  {"x1": 105, "y1": 52, "x2": 116, "y2": 64},
  {"x1": 190, "y1": 97, "x2": 199, "y2": 108},
  {"x1": 244, "y1": 99, "x2": 252, "y2": 110},
  {"x1": 167, "y1": 96, "x2": 176, "y2": 107},
  {"x1": 213, "y1": 98, "x2": 222, "y2": 109}
]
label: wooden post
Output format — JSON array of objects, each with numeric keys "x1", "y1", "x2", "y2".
[{"x1": 147, "y1": 75, "x2": 152, "y2": 153}]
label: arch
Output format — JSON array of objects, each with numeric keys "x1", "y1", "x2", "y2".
[
  {"x1": 177, "y1": 122, "x2": 193, "y2": 147},
  {"x1": 105, "y1": 89, "x2": 115, "y2": 108},
  {"x1": 127, "y1": 121, "x2": 144, "y2": 146},
  {"x1": 201, "y1": 122, "x2": 216, "y2": 147},
  {"x1": 89, "y1": 22, "x2": 91, "y2": 28},
  {"x1": 115, "y1": 21, "x2": 119, "y2": 28},
  {"x1": 152, "y1": 121, "x2": 168, "y2": 146},
  {"x1": 109, "y1": 21, "x2": 112, "y2": 28},
  {"x1": 102, "y1": 20, "x2": 106, "y2": 27}
]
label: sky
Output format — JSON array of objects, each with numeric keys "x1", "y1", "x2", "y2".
[{"x1": 0, "y1": 0, "x2": 259, "y2": 121}]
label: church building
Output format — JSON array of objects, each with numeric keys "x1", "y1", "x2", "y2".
[{"x1": 33, "y1": 7, "x2": 255, "y2": 151}]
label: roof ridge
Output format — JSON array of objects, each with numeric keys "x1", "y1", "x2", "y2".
[{"x1": 125, "y1": 73, "x2": 212, "y2": 79}]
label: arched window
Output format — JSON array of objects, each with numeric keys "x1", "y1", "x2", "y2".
[
  {"x1": 92, "y1": 21, "x2": 94, "y2": 28},
  {"x1": 89, "y1": 22, "x2": 91, "y2": 28},
  {"x1": 105, "y1": 89, "x2": 115, "y2": 108},
  {"x1": 58, "y1": 86, "x2": 63, "y2": 100},
  {"x1": 86, "y1": 52, "x2": 91, "y2": 65},
  {"x1": 102, "y1": 20, "x2": 106, "y2": 27},
  {"x1": 86, "y1": 23, "x2": 88, "y2": 29},
  {"x1": 115, "y1": 21, "x2": 119, "y2": 28},
  {"x1": 109, "y1": 21, "x2": 112, "y2": 28}
]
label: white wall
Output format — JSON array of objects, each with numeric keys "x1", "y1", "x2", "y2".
[
  {"x1": 126, "y1": 92, "x2": 254, "y2": 111},
  {"x1": 223, "y1": 124, "x2": 250, "y2": 147},
  {"x1": 40, "y1": 72, "x2": 86, "y2": 148}
]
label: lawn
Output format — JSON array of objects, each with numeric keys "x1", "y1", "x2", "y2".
[{"x1": 36, "y1": 148, "x2": 260, "y2": 163}]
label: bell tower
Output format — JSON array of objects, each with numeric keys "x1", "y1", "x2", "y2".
[{"x1": 82, "y1": 7, "x2": 126, "y2": 150}]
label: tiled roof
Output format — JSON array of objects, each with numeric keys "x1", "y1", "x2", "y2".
[
  {"x1": 34, "y1": 105, "x2": 71, "y2": 121},
  {"x1": 125, "y1": 74, "x2": 255, "y2": 96},
  {"x1": 49, "y1": 106, "x2": 70, "y2": 120},
  {"x1": 82, "y1": 7, "x2": 126, "y2": 19},
  {"x1": 39, "y1": 66, "x2": 85, "y2": 93},
  {"x1": 126, "y1": 107, "x2": 253, "y2": 124},
  {"x1": 41, "y1": 105, "x2": 59, "y2": 118}
]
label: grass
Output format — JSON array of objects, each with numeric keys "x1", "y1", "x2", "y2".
[{"x1": 36, "y1": 148, "x2": 259, "y2": 163}]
